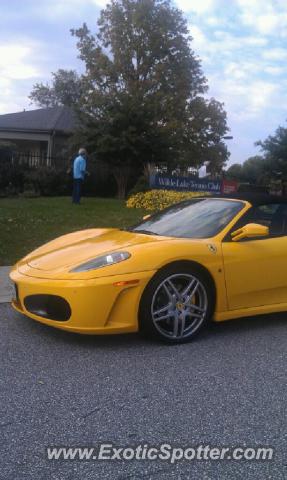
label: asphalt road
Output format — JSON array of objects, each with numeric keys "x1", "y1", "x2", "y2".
[{"x1": 0, "y1": 304, "x2": 286, "y2": 480}]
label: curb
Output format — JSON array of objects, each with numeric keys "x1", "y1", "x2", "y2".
[{"x1": 0, "y1": 267, "x2": 13, "y2": 304}]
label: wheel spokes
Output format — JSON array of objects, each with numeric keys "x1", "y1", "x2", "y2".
[
  {"x1": 189, "y1": 304, "x2": 206, "y2": 315},
  {"x1": 183, "y1": 281, "x2": 199, "y2": 305},
  {"x1": 187, "y1": 312, "x2": 204, "y2": 319},
  {"x1": 182, "y1": 278, "x2": 197, "y2": 298},
  {"x1": 179, "y1": 315, "x2": 186, "y2": 338},
  {"x1": 154, "y1": 313, "x2": 172, "y2": 323},
  {"x1": 151, "y1": 273, "x2": 207, "y2": 340},
  {"x1": 153, "y1": 303, "x2": 171, "y2": 317},
  {"x1": 172, "y1": 314, "x2": 179, "y2": 337},
  {"x1": 166, "y1": 279, "x2": 181, "y2": 299}
]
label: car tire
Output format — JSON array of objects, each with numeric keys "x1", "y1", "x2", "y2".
[{"x1": 139, "y1": 263, "x2": 214, "y2": 344}]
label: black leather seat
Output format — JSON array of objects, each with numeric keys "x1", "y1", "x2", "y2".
[{"x1": 269, "y1": 205, "x2": 287, "y2": 236}]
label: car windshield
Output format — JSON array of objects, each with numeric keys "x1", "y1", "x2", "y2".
[{"x1": 130, "y1": 198, "x2": 244, "y2": 239}]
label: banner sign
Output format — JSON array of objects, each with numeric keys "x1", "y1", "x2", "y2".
[
  {"x1": 150, "y1": 174, "x2": 222, "y2": 194},
  {"x1": 150, "y1": 174, "x2": 238, "y2": 195},
  {"x1": 221, "y1": 179, "x2": 238, "y2": 194}
]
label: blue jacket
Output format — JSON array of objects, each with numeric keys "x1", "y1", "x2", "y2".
[{"x1": 73, "y1": 155, "x2": 86, "y2": 180}]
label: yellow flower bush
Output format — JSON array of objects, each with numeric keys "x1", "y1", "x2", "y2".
[{"x1": 126, "y1": 189, "x2": 209, "y2": 211}]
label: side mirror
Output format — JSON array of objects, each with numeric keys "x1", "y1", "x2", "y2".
[
  {"x1": 231, "y1": 223, "x2": 269, "y2": 242},
  {"x1": 143, "y1": 214, "x2": 151, "y2": 221}
]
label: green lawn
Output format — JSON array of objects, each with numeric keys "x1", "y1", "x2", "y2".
[{"x1": 0, "y1": 197, "x2": 146, "y2": 266}]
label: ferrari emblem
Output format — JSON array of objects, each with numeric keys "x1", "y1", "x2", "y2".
[
  {"x1": 176, "y1": 302, "x2": 184, "y2": 311},
  {"x1": 208, "y1": 244, "x2": 217, "y2": 254}
]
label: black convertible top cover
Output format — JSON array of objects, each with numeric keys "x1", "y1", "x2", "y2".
[{"x1": 215, "y1": 193, "x2": 287, "y2": 206}]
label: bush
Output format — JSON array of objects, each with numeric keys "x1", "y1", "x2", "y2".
[
  {"x1": 0, "y1": 160, "x2": 31, "y2": 196},
  {"x1": 83, "y1": 162, "x2": 118, "y2": 198},
  {"x1": 25, "y1": 164, "x2": 118, "y2": 197},
  {"x1": 26, "y1": 167, "x2": 71, "y2": 196},
  {"x1": 128, "y1": 175, "x2": 150, "y2": 196},
  {"x1": 126, "y1": 189, "x2": 209, "y2": 211}
]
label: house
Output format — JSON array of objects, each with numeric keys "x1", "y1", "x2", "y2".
[{"x1": 0, "y1": 106, "x2": 77, "y2": 166}]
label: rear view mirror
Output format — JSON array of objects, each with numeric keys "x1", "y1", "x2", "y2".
[{"x1": 231, "y1": 223, "x2": 269, "y2": 242}]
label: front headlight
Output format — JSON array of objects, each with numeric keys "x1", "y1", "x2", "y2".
[{"x1": 70, "y1": 251, "x2": 131, "y2": 273}]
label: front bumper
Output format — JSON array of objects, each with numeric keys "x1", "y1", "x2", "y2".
[{"x1": 10, "y1": 268, "x2": 155, "y2": 334}]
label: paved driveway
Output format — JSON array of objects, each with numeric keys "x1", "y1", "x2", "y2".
[{"x1": 0, "y1": 304, "x2": 286, "y2": 479}]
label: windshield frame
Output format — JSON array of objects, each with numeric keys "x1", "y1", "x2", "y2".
[{"x1": 128, "y1": 198, "x2": 246, "y2": 240}]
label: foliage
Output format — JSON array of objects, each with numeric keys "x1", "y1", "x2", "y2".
[
  {"x1": 0, "y1": 154, "x2": 122, "y2": 198},
  {"x1": 29, "y1": 1, "x2": 230, "y2": 198},
  {"x1": 0, "y1": 162, "x2": 71, "y2": 197},
  {"x1": 226, "y1": 123, "x2": 287, "y2": 190},
  {"x1": 0, "y1": 197, "x2": 146, "y2": 265},
  {"x1": 128, "y1": 175, "x2": 150, "y2": 196},
  {"x1": 29, "y1": 70, "x2": 83, "y2": 108},
  {"x1": 126, "y1": 189, "x2": 209, "y2": 211},
  {"x1": 225, "y1": 163, "x2": 244, "y2": 181},
  {"x1": 0, "y1": 160, "x2": 30, "y2": 196},
  {"x1": 241, "y1": 156, "x2": 268, "y2": 184},
  {"x1": 256, "y1": 126, "x2": 287, "y2": 181},
  {"x1": 68, "y1": 0, "x2": 229, "y2": 198},
  {"x1": 83, "y1": 159, "x2": 118, "y2": 197},
  {"x1": 225, "y1": 156, "x2": 268, "y2": 185},
  {"x1": 27, "y1": 167, "x2": 71, "y2": 196},
  {"x1": 181, "y1": 97, "x2": 229, "y2": 174}
]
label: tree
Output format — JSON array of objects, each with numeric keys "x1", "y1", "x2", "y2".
[
  {"x1": 182, "y1": 97, "x2": 229, "y2": 175},
  {"x1": 256, "y1": 126, "x2": 287, "y2": 179},
  {"x1": 225, "y1": 156, "x2": 267, "y2": 184},
  {"x1": 225, "y1": 163, "x2": 243, "y2": 181},
  {"x1": 255, "y1": 126, "x2": 287, "y2": 193},
  {"x1": 70, "y1": 0, "x2": 229, "y2": 197},
  {"x1": 241, "y1": 156, "x2": 266, "y2": 184},
  {"x1": 226, "y1": 126, "x2": 287, "y2": 189},
  {"x1": 29, "y1": 69, "x2": 82, "y2": 107}
]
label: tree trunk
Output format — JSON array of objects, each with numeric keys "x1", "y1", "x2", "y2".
[
  {"x1": 113, "y1": 166, "x2": 130, "y2": 199},
  {"x1": 143, "y1": 162, "x2": 155, "y2": 180}
]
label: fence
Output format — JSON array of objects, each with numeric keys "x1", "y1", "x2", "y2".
[{"x1": 1, "y1": 151, "x2": 69, "y2": 169}]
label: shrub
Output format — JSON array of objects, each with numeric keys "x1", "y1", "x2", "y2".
[
  {"x1": 0, "y1": 160, "x2": 31, "y2": 196},
  {"x1": 126, "y1": 189, "x2": 209, "y2": 211},
  {"x1": 0, "y1": 154, "x2": 126, "y2": 197},
  {"x1": 128, "y1": 175, "x2": 150, "y2": 196},
  {"x1": 26, "y1": 167, "x2": 71, "y2": 196}
]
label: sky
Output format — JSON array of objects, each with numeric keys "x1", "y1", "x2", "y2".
[{"x1": 1, "y1": 0, "x2": 287, "y2": 166}]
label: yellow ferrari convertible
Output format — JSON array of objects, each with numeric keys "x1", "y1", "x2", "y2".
[{"x1": 10, "y1": 194, "x2": 287, "y2": 343}]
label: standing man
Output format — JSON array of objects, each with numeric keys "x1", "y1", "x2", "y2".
[{"x1": 72, "y1": 148, "x2": 87, "y2": 204}]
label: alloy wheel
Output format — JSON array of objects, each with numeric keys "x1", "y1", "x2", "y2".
[{"x1": 151, "y1": 273, "x2": 208, "y2": 340}]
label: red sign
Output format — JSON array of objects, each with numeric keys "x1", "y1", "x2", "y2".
[{"x1": 221, "y1": 180, "x2": 238, "y2": 194}]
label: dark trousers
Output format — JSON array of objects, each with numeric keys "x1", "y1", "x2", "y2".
[{"x1": 72, "y1": 179, "x2": 83, "y2": 204}]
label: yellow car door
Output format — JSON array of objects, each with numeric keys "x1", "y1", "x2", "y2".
[
  {"x1": 222, "y1": 202, "x2": 287, "y2": 310},
  {"x1": 222, "y1": 236, "x2": 287, "y2": 310}
]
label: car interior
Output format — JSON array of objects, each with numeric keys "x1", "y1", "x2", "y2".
[{"x1": 226, "y1": 203, "x2": 287, "y2": 240}]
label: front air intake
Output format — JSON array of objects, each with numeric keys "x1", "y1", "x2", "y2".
[{"x1": 24, "y1": 295, "x2": 71, "y2": 321}]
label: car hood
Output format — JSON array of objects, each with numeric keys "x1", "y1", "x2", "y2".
[{"x1": 17, "y1": 228, "x2": 166, "y2": 277}]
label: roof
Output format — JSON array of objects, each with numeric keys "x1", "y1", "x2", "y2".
[{"x1": 0, "y1": 106, "x2": 77, "y2": 134}]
